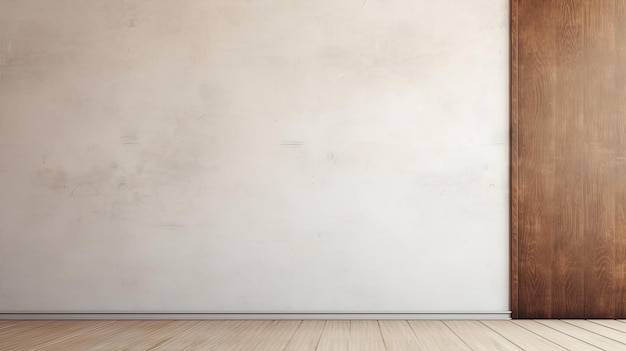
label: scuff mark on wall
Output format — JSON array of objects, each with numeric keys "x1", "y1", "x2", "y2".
[{"x1": 280, "y1": 141, "x2": 304, "y2": 148}]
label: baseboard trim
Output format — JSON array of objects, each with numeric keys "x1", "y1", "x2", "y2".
[{"x1": 0, "y1": 312, "x2": 511, "y2": 320}]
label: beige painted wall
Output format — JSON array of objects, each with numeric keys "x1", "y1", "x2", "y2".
[{"x1": 0, "y1": 0, "x2": 509, "y2": 313}]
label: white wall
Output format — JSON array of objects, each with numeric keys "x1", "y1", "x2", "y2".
[{"x1": 0, "y1": 0, "x2": 509, "y2": 313}]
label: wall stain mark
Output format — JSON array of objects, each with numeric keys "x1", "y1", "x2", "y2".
[
  {"x1": 121, "y1": 135, "x2": 139, "y2": 145},
  {"x1": 326, "y1": 152, "x2": 338, "y2": 165},
  {"x1": 280, "y1": 141, "x2": 303, "y2": 148},
  {"x1": 153, "y1": 223, "x2": 186, "y2": 229},
  {"x1": 0, "y1": 38, "x2": 15, "y2": 66}
]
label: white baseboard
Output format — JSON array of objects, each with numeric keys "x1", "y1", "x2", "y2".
[{"x1": 0, "y1": 312, "x2": 511, "y2": 320}]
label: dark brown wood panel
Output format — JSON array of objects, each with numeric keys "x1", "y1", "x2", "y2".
[
  {"x1": 513, "y1": 0, "x2": 626, "y2": 318},
  {"x1": 615, "y1": 0, "x2": 626, "y2": 318},
  {"x1": 582, "y1": 0, "x2": 618, "y2": 319},
  {"x1": 517, "y1": 0, "x2": 559, "y2": 319},
  {"x1": 552, "y1": 0, "x2": 585, "y2": 318}
]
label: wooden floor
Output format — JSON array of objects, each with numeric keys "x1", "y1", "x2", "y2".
[{"x1": 2, "y1": 320, "x2": 626, "y2": 350}]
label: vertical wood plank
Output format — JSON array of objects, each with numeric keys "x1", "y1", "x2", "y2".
[
  {"x1": 551, "y1": 0, "x2": 585, "y2": 318},
  {"x1": 613, "y1": 0, "x2": 626, "y2": 319},
  {"x1": 517, "y1": 0, "x2": 559, "y2": 318},
  {"x1": 616, "y1": 183, "x2": 626, "y2": 317},
  {"x1": 582, "y1": 0, "x2": 618, "y2": 319},
  {"x1": 516, "y1": 0, "x2": 626, "y2": 319}
]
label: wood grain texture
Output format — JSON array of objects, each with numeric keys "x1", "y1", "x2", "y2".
[
  {"x1": 283, "y1": 320, "x2": 325, "y2": 351},
  {"x1": 240, "y1": 321, "x2": 301, "y2": 351},
  {"x1": 197, "y1": 320, "x2": 272, "y2": 351},
  {"x1": 35, "y1": 321, "x2": 163, "y2": 351},
  {"x1": 512, "y1": 320, "x2": 604, "y2": 351},
  {"x1": 615, "y1": 0, "x2": 626, "y2": 318},
  {"x1": 444, "y1": 320, "x2": 522, "y2": 350},
  {"x1": 348, "y1": 321, "x2": 386, "y2": 351},
  {"x1": 591, "y1": 319, "x2": 626, "y2": 333},
  {"x1": 482, "y1": 320, "x2": 568, "y2": 351},
  {"x1": 564, "y1": 320, "x2": 626, "y2": 344},
  {"x1": 552, "y1": 0, "x2": 585, "y2": 319},
  {"x1": 536, "y1": 320, "x2": 626, "y2": 351},
  {"x1": 2, "y1": 320, "x2": 626, "y2": 350},
  {"x1": 0, "y1": 321, "x2": 112, "y2": 351},
  {"x1": 517, "y1": 0, "x2": 559, "y2": 319},
  {"x1": 378, "y1": 320, "x2": 420, "y2": 351},
  {"x1": 0, "y1": 321, "x2": 15, "y2": 330},
  {"x1": 80, "y1": 321, "x2": 196, "y2": 351},
  {"x1": 514, "y1": 0, "x2": 626, "y2": 318},
  {"x1": 0, "y1": 320, "x2": 54, "y2": 339},
  {"x1": 410, "y1": 321, "x2": 472, "y2": 351},
  {"x1": 582, "y1": 0, "x2": 619, "y2": 319},
  {"x1": 148, "y1": 320, "x2": 240, "y2": 350},
  {"x1": 315, "y1": 320, "x2": 350, "y2": 351}
]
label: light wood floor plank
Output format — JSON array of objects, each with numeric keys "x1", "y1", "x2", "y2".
[
  {"x1": 142, "y1": 320, "x2": 235, "y2": 350},
  {"x1": 445, "y1": 320, "x2": 522, "y2": 351},
  {"x1": 379, "y1": 320, "x2": 420, "y2": 351},
  {"x1": 0, "y1": 321, "x2": 112, "y2": 351},
  {"x1": 316, "y1": 320, "x2": 350, "y2": 351},
  {"x1": 536, "y1": 320, "x2": 626, "y2": 351},
  {"x1": 349, "y1": 320, "x2": 386, "y2": 351},
  {"x1": 4, "y1": 319, "x2": 626, "y2": 350},
  {"x1": 78, "y1": 320, "x2": 193, "y2": 351},
  {"x1": 590, "y1": 320, "x2": 626, "y2": 333},
  {"x1": 36, "y1": 321, "x2": 157, "y2": 351},
  {"x1": 196, "y1": 320, "x2": 273, "y2": 351},
  {"x1": 483, "y1": 320, "x2": 568, "y2": 351},
  {"x1": 176, "y1": 320, "x2": 246, "y2": 351},
  {"x1": 240, "y1": 320, "x2": 301, "y2": 351},
  {"x1": 564, "y1": 320, "x2": 626, "y2": 344},
  {"x1": 0, "y1": 321, "x2": 17, "y2": 330},
  {"x1": 0, "y1": 321, "x2": 55, "y2": 339},
  {"x1": 283, "y1": 320, "x2": 326, "y2": 351},
  {"x1": 410, "y1": 321, "x2": 472, "y2": 351},
  {"x1": 148, "y1": 321, "x2": 261, "y2": 351},
  {"x1": 512, "y1": 320, "x2": 603, "y2": 351}
]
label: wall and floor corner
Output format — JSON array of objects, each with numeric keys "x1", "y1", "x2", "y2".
[{"x1": 0, "y1": 1, "x2": 510, "y2": 318}]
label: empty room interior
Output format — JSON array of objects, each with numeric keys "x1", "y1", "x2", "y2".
[{"x1": 2, "y1": 0, "x2": 626, "y2": 350}]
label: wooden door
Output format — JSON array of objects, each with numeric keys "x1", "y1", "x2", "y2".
[{"x1": 512, "y1": 0, "x2": 626, "y2": 318}]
